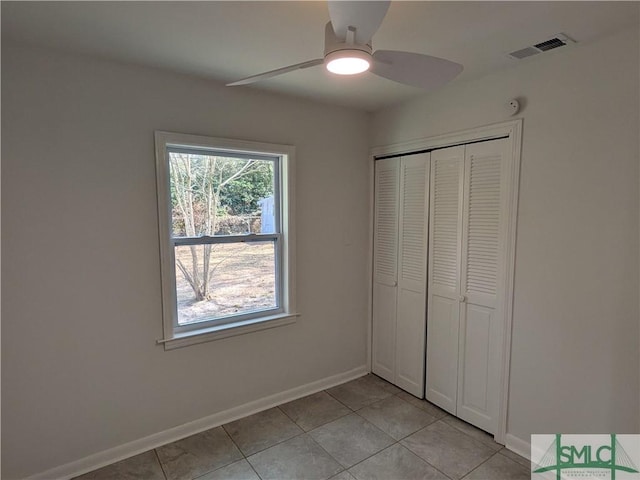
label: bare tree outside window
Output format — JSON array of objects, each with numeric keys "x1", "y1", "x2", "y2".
[{"x1": 169, "y1": 152, "x2": 276, "y2": 323}]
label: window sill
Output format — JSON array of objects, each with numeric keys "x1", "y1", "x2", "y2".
[{"x1": 157, "y1": 313, "x2": 300, "y2": 350}]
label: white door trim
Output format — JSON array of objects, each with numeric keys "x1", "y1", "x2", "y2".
[{"x1": 367, "y1": 119, "x2": 523, "y2": 445}]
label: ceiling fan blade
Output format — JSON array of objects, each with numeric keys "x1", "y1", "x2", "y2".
[
  {"x1": 371, "y1": 50, "x2": 463, "y2": 90},
  {"x1": 227, "y1": 58, "x2": 324, "y2": 86},
  {"x1": 328, "y1": 1, "x2": 390, "y2": 45}
]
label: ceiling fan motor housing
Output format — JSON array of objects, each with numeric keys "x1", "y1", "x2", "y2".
[{"x1": 323, "y1": 21, "x2": 372, "y2": 59}]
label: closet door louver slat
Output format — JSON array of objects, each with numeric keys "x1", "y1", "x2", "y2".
[
  {"x1": 399, "y1": 156, "x2": 428, "y2": 291},
  {"x1": 373, "y1": 161, "x2": 400, "y2": 286},
  {"x1": 465, "y1": 154, "x2": 501, "y2": 297},
  {"x1": 430, "y1": 157, "x2": 463, "y2": 293}
]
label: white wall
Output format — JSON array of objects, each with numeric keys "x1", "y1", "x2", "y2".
[
  {"x1": 1, "y1": 45, "x2": 371, "y2": 479},
  {"x1": 372, "y1": 25, "x2": 640, "y2": 445}
]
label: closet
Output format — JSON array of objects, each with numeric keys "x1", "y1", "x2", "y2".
[{"x1": 372, "y1": 135, "x2": 514, "y2": 436}]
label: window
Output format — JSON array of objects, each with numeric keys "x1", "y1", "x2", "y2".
[{"x1": 155, "y1": 132, "x2": 297, "y2": 349}]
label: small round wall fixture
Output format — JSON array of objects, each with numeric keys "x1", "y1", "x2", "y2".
[{"x1": 507, "y1": 99, "x2": 520, "y2": 116}]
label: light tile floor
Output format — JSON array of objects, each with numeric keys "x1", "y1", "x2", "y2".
[{"x1": 75, "y1": 374, "x2": 530, "y2": 480}]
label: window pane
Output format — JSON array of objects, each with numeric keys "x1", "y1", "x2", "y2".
[
  {"x1": 174, "y1": 241, "x2": 277, "y2": 325},
  {"x1": 169, "y1": 152, "x2": 276, "y2": 237}
]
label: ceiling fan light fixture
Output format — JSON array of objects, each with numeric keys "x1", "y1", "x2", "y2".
[
  {"x1": 325, "y1": 49, "x2": 371, "y2": 75},
  {"x1": 227, "y1": 2, "x2": 463, "y2": 90}
]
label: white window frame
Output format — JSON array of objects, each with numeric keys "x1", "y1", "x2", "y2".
[{"x1": 154, "y1": 131, "x2": 297, "y2": 350}]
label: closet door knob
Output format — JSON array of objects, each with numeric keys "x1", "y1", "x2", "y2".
[{"x1": 459, "y1": 295, "x2": 467, "y2": 303}]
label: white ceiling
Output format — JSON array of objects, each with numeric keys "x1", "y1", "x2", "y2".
[{"x1": 2, "y1": 1, "x2": 638, "y2": 112}]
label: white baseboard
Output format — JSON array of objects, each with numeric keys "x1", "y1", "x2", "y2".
[
  {"x1": 505, "y1": 433, "x2": 531, "y2": 461},
  {"x1": 26, "y1": 365, "x2": 369, "y2": 480}
]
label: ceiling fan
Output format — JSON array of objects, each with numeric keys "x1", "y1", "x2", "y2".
[{"x1": 227, "y1": 1, "x2": 463, "y2": 90}]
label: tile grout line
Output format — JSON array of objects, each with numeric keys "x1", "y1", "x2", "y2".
[
  {"x1": 220, "y1": 398, "x2": 357, "y2": 478},
  {"x1": 277, "y1": 389, "x2": 355, "y2": 431},
  {"x1": 496, "y1": 447, "x2": 530, "y2": 467},
  {"x1": 279, "y1": 390, "x2": 396, "y2": 478},
  {"x1": 184, "y1": 435, "x2": 243, "y2": 480},
  {"x1": 304, "y1": 428, "x2": 352, "y2": 477},
  {"x1": 440, "y1": 415, "x2": 502, "y2": 450},
  {"x1": 240, "y1": 430, "x2": 306, "y2": 458},
  {"x1": 344, "y1": 439, "x2": 456, "y2": 480},
  {"x1": 319, "y1": 378, "x2": 460, "y2": 478},
  {"x1": 320, "y1": 412, "x2": 395, "y2": 472},
  {"x1": 395, "y1": 438, "x2": 455, "y2": 480},
  {"x1": 323, "y1": 388, "x2": 358, "y2": 412},
  {"x1": 221, "y1": 423, "x2": 245, "y2": 458},
  {"x1": 300, "y1": 396, "x2": 383, "y2": 474},
  {"x1": 426, "y1": 418, "x2": 501, "y2": 479},
  {"x1": 221, "y1": 411, "x2": 304, "y2": 458},
  {"x1": 217, "y1": 425, "x2": 264, "y2": 480},
  {"x1": 343, "y1": 441, "x2": 401, "y2": 473},
  {"x1": 300, "y1": 386, "x2": 398, "y2": 474},
  {"x1": 395, "y1": 424, "x2": 444, "y2": 477},
  {"x1": 225, "y1": 427, "x2": 266, "y2": 480},
  {"x1": 153, "y1": 448, "x2": 169, "y2": 480},
  {"x1": 379, "y1": 407, "x2": 498, "y2": 480},
  {"x1": 275, "y1": 403, "x2": 298, "y2": 424},
  {"x1": 458, "y1": 449, "x2": 502, "y2": 479},
  {"x1": 432, "y1": 417, "x2": 498, "y2": 448},
  {"x1": 245, "y1": 456, "x2": 263, "y2": 480}
]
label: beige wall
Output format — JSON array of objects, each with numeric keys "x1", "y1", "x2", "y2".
[
  {"x1": 371, "y1": 26, "x2": 640, "y2": 445},
  {"x1": 1, "y1": 45, "x2": 371, "y2": 479}
]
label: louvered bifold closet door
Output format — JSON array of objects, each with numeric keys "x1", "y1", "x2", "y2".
[
  {"x1": 372, "y1": 158, "x2": 400, "y2": 383},
  {"x1": 456, "y1": 138, "x2": 509, "y2": 434},
  {"x1": 425, "y1": 146, "x2": 465, "y2": 413},
  {"x1": 395, "y1": 153, "x2": 429, "y2": 396}
]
